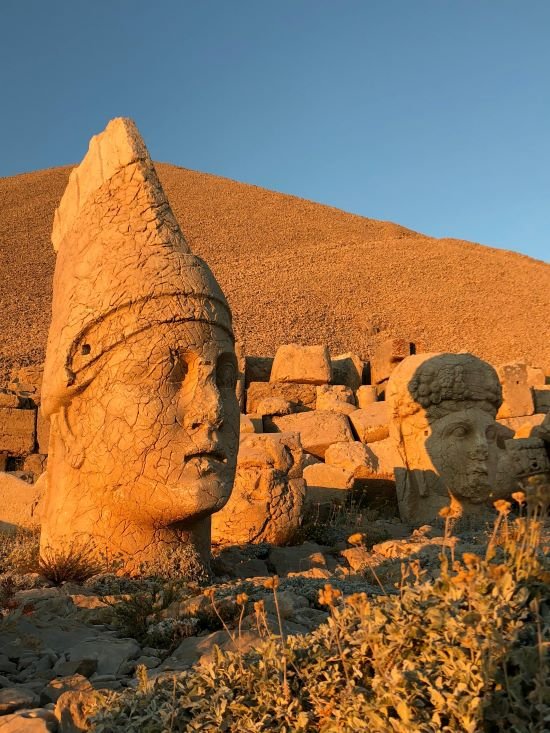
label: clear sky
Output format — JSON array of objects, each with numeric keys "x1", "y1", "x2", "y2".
[{"x1": 1, "y1": 1, "x2": 548, "y2": 262}]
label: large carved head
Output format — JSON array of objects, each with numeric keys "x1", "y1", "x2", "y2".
[
  {"x1": 387, "y1": 353, "x2": 502, "y2": 523},
  {"x1": 40, "y1": 119, "x2": 239, "y2": 562}
]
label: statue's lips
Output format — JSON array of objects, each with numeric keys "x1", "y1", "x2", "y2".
[{"x1": 183, "y1": 451, "x2": 229, "y2": 470}]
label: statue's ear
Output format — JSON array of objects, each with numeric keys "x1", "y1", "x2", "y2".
[{"x1": 55, "y1": 407, "x2": 85, "y2": 469}]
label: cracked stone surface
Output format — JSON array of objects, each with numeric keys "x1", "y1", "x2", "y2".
[{"x1": 39, "y1": 118, "x2": 240, "y2": 572}]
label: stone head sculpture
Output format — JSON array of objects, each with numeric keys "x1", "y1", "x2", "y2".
[
  {"x1": 386, "y1": 353, "x2": 502, "y2": 524},
  {"x1": 40, "y1": 118, "x2": 239, "y2": 571}
]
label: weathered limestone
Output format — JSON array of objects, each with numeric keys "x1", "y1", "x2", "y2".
[
  {"x1": 495, "y1": 437, "x2": 550, "y2": 497},
  {"x1": 270, "y1": 344, "x2": 332, "y2": 385},
  {"x1": 497, "y1": 413, "x2": 546, "y2": 436},
  {"x1": 39, "y1": 118, "x2": 239, "y2": 572},
  {"x1": 533, "y1": 386, "x2": 550, "y2": 414},
  {"x1": 0, "y1": 407, "x2": 36, "y2": 454},
  {"x1": 271, "y1": 411, "x2": 353, "y2": 458},
  {"x1": 246, "y1": 381, "x2": 316, "y2": 413},
  {"x1": 330, "y1": 352, "x2": 363, "y2": 391},
  {"x1": 315, "y1": 385, "x2": 356, "y2": 414},
  {"x1": 348, "y1": 403, "x2": 390, "y2": 443},
  {"x1": 303, "y1": 463, "x2": 354, "y2": 506},
  {"x1": 324, "y1": 441, "x2": 375, "y2": 477},
  {"x1": 0, "y1": 472, "x2": 42, "y2": 533},
  {"x1": 211, "y1": 432, "x2": 304, "y2": 545},
  {"x1": 370, "y1": 338, "x2": 417, "y2": 386},
  {"x1": 387, "y1": 353, "x2": 502, "y2": 524},
  {"x1": 496, "y1": 362, "x2": 535, "y2": 419},
  {"x1": 356, "y1": 385, "x2": 378, "y2": 408}
]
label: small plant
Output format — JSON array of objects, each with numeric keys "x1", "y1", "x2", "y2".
[
  {"x1": 39, "y1": 543, "x2": 104, "y2": 585},
  {"x1": 0, "y1": 528, "x2": 40, "y2": 575}
]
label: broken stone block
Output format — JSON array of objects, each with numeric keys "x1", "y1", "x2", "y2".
[
  {"x1": 316, "y1": 385, "x2": 356, "y2": 414},
  {"x1": 303, "y1": 463, "x2": 354, "y2": 505},
  {"x1": 55, "y1": 690, "x2": 98, "y2": 733},
  {"x1": 0, "y1": 392, "x2": 20, "y2": 409},
  {"x1": 255, "y1": 397, "x2": 294, "y2": 416},
  {"x1": 356, "y1": 385, "x2": 378, "y2": 408},
  {"x1": 270, "y1": 344, "x2": 332, "y2": 385},
  {"x1": 497, "y1": 413, "x2": 545, "y2": 436},
  {"x1": 235, "y1": 342, "x2": 246, "y2": 412},
  {"x1": 324, "y1": 441, "x2": 375, "y2": 477},
  {"x1": 0, "y1": 407, "x2": 36, "y2": 454},
  {"x1": 364, "y1": 437, "x2": 403, "y2": 478},
  {"x1": 240, "y1": 414, "x2": 256, "y2": 434},
  {"x1": 331, "y1": 352, "x2": 364, "y2": 391},
  {"x1": 40, "y1": 674, "x2": 93, "y2": 705},
  {"x1": 269, "y1": 542, "x2": 330, "y2": 576},
  {"x1": 496, "y1": 437, "x2": 550, "y2": 497},
  {"x1": 533, "y1": 386, "x2": 550, "y2": 414},
  {"x1": 527, "y1": 366, "x2": 545, "y2": 388},
  {"x1": 496, "y1": 362, "x2": 535, "y2": 419},
  {"x1": 0, "y1": 472, "x2": 42, "y2": 533},
  {"x1": 370, "y1": 338, "x2": 415, "y2": 385},
  {"x1": 211, "y1": 432, "x2": 304, "y2": 545},
  {"x1": 349, "y1": 403, "x2": 390, "y2": 443},
  {"x1": 23, "y1": 453, "x2": 47, "y2": 478},
  {"x1": 246, "y1": 381, "x2": 316, "y2": 413},
  {"x1": 0, "y1": 687, "x2": 37, "y2": 715},
  {"x1": 9, "y1": 365, "x2": 44, "y2": 400},
  {"x1": 244, "y1": 355, "x2": 273, "y2": 386},
  {"x1": 271, "y1": 411, "x2": 354, "y2": 458}
]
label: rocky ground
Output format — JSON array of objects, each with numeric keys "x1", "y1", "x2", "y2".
[
  {"x1": 0, "y1": 507, "x2": 503, "y2": 732},
  {"x1": 1, "y1": 163, "x2": 549, "y2": 376}
]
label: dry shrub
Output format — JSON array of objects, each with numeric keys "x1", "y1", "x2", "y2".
[
  {"x1": 0, "y1": 528, "x2": 40, "y2": 574},
  {"x1": 90, "y1": 505, "x2": 549, "y2": 732},
  {"x1": 39, "y1": 544, "x2": 104, "y2": 585}
]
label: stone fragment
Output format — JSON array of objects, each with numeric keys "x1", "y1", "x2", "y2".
[
  {"x1": 324, "y1": 441, "x2": 376, "y2": 477},
  {"x1": 271, "y1": 411, "x2": 353, "y2": 458},
  {"x1": 0, "y1": 472, "x2": 42, "y2": 534},
  {"x1": 349, "y1": 403, "x2": 390, "y2": 443},
  {"x1": 212, "y1": 432, "x2": 304, "y2": 545},
  {"x1": 497, "y1": 414, "x2": 545, "y2": 436},
  {"x1": 41, "y1": 675, "x2": 93, "y2": 705},
  {"x1": 0, "y1": 687, "x2": 37, "y2": 714},
  {"x1": 370, "y1": 338, "x2": 416, "y2": 385},
  {"x1": 255, "y1": 397, "x2": 294, "y2": 416},
  {"x1": 246, "y1": 381, "x2": 316, "y2": 413},
  {"x1": 240, "y1": 414, "x2": 256, "y2": 434},
  {"x1": 65, "y1": 638, "x2": 140, "y2": 677},
  {"x1": 496, "y1": 362, "x2": 535, "y2": 419},
  {"x1": 23, "y1": 454, "x2": 47, "y2": 478},
  {"x1": 0, "y1": 407, "x2": 36, "y2": 455},
  {"x1": 340, "y1": 547, "x2": 370, "y2": 571},
  {"x1": 0, "y1": 709, "x2": 57, "y2": 733},
  {"x1": 0, "y1": 392, "x2": 20, "y2": 409},
  {"x1": 533, "y1": 386, "x2": 550, "y2": 414},
  {"x1": 40, "y1": 118, "x2": 239, "y2": 572},
  {"x1": 330, "y1": 352, "x2": 364, "y2": 391},
  {"x1": 315, "y1": 385, "x2": 356, "y2": 414},
  {"x1": 364, "y1": 437, "x2": 403, "y2": 478},
  {"x1": 244, "y1": 355, "x2": 273, "y2": 386},
  {"x1": 527, "y1": 366, "x2": 545, "y2": 388},
  {"x1": 9, "y1": 365, "x2": 44, "y2": 400},
  {"x1": 387, "y1": 352, "x2": 502, "y2": 524},
  {"x1": 303, "y1": 463, "x2": 354, "y2": 505},
  {"x1": 496, "y1": 437, "x2": 550, "y2": 497},
  {"x1": 356, "y1": 385, "x2": 378, "y2": 408},
  {"x1": 54, "y1": 690, "x2": 99, "y2": 733},
  {"x1": 270, "y1": 344, "x2": 332, "y2": 385},
  {"x1": 269, "y1": 542, "x2": 330, "y2": 575},
  {"x1": 263, "y1": 591, "x2": 309, "y2": 619}
]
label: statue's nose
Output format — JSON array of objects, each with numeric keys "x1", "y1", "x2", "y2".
[
  {"x1": 469, "y1": 434, "x2": 489, "y2": 461},
  {"x1": 182, "y1": 376, "x2": 223, "y2": 432}
]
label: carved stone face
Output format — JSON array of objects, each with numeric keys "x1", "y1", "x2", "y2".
[
  {"x1": 64, "y1": 322, "x2": 239, "y2": 527},
  {"x1": 423, "y1": 407, "x2": 498, "y2": 501}
]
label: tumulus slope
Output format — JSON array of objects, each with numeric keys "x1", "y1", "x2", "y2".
[{"x1": 0, "y1": 163, "x2": 549, "y2": 372}]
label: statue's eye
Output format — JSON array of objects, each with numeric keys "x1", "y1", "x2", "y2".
[
  {"x1": 216, "y1": 356, "x2": 237, "y2": 390},
  {"x1": 167, "y1": 350, "x2": 189, "y2": 384},
  {"x1": 451, "y1": 425, "x2": 468, "y2": 438}
]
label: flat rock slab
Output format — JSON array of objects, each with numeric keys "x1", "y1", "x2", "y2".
[
  {"x1": 271, "y1": 344, "x2": 332, "y2": 385},
  {"x1": 272, "y1": 411, "x2": 353, "y2": 458}
]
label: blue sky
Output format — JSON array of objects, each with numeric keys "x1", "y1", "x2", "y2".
[{"x1": 1, "y1": 1, "x2": 548, "y2": 261}]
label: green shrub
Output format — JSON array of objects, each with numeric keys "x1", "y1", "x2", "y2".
[{"x1": 90, "y1": 509, "x2": 549, "y2": 732}]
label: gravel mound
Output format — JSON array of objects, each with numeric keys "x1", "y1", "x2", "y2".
[{"x1": 1, "y1": 163, "x2": 549, "y2": 371}]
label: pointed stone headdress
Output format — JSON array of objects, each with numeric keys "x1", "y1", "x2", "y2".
[{"x1": 42, "y1": 117, "x2": 233, "y2": 417}]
